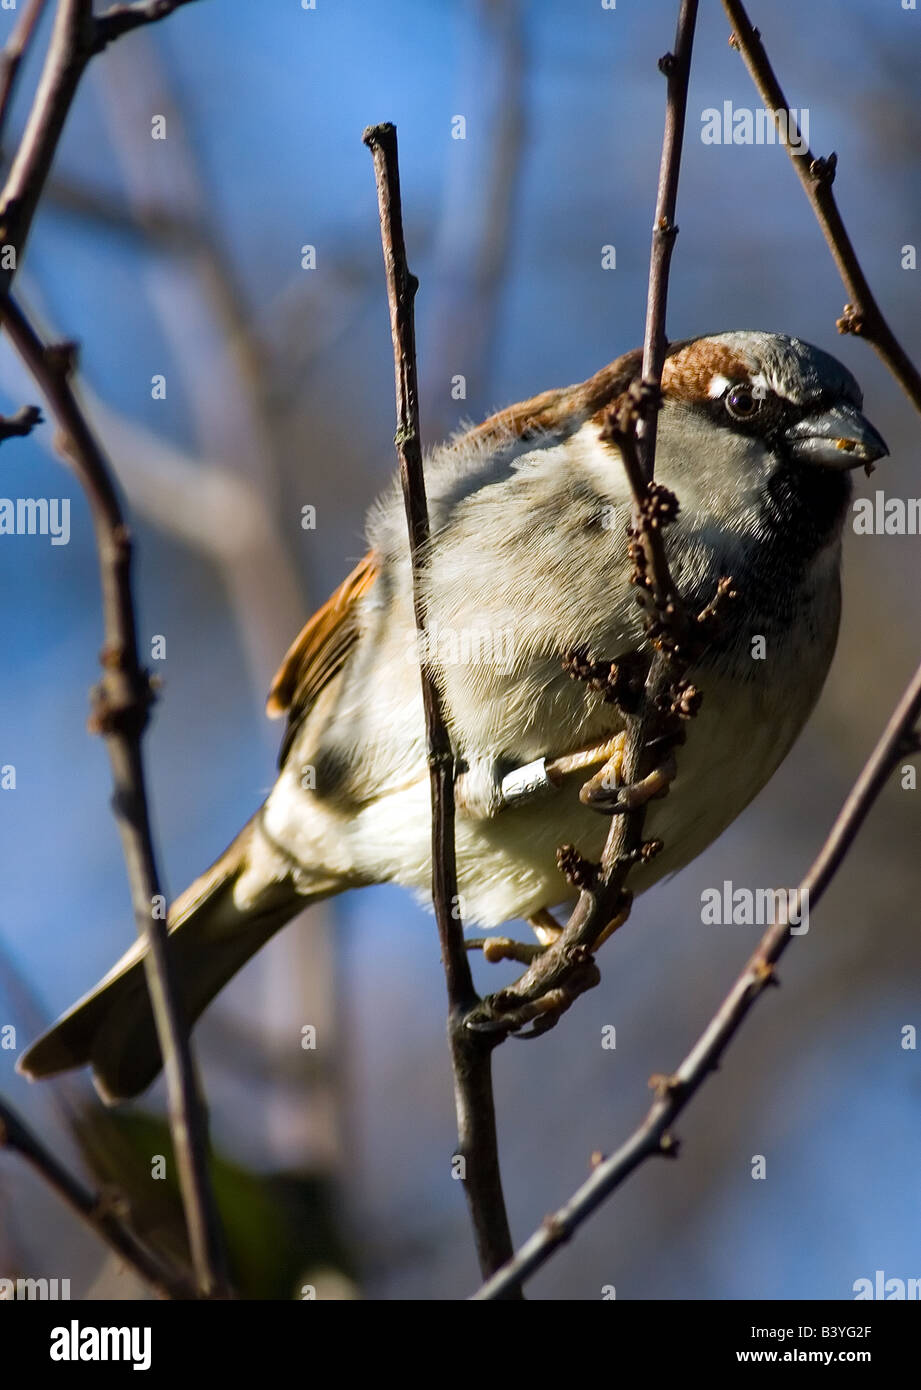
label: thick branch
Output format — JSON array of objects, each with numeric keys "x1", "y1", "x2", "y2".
[
  {"x1": 473, "y1": 657, "x2": 921, "y2": 1298},
  {"x1": 0, "y1": 1095, "x2": 196, "y2": 1298},
  {"x1": 362, "y1": 121, "x2": 517, "y2": 1290},
  {"x1": 722, "y1": 0, "x2": 921, "y2": 411}
]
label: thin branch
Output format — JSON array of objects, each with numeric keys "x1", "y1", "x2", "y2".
[
  {"x1": 0, "y1": 1095, "x2": 197, "y2": 1298},
  {"x1": 0, "y1": 294, "x2": 229, "y2": 1298},
  {"x1": 362, "y1": 122, "x2": 470, "y2": 1007},
  {"x1": 0, "y1": 0, "x2": 224, "y2": 1298},
  {"x1": 0, "y1": 0, "x2": 96, "y2": 293},
  {"x1": 473, "y1": 658, "x2": 921, "y2": 1298},
  {"x1": 0, "y1": 401, "x2": 41, "y2": 438},
  {"x1": 93, "y1": 0, "x2": 200, "y2": 54},
  {"x1": 462, "y1": 0, "x2": 704, "y2": 1051},
  {"x1": 0, "y1": 0, "x2": 202, "y2": 296},
  {"x1": 362, "y1": 121, "x2": 518, "y2": 1291},
  {"x1": 722, "y1": 0, "x2": 921, "y2": 411},
  {"x1": 0, "y1": 0, "x2": 51, "y2": 155},
  {"x1": 475, "y1": 0, "x2": 921, "y2": 1297},
  {"x1": 637, "y1": 0, "x2": 699, "y2": 478}
]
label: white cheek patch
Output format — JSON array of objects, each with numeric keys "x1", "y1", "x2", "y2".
[{"x1": 708, "y1": 372, "x2": 732, "y2": 399}]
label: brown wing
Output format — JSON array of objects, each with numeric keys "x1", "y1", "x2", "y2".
[{"x1": 266, "y1": 552, "x2": 379, "y2": 764}]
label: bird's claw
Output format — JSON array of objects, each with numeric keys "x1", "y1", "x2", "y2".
[{"x1": 580, "y1": 751, "x2": 677, "y2": 813}]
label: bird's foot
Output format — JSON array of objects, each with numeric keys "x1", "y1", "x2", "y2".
[
  {"x1": 579, "y1": 750, "x2": 677, "y2": 813},
  {"x1": 464, "y1": 941, "x2": 601, "y2": 1039}
]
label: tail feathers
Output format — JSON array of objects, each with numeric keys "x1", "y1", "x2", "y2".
[{"x1": 18, "y1": 814, "x2": 335, "y2": 1104}]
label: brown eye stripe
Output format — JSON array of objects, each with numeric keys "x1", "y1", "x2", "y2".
[{"x1": 660, "y1": 340, "x2": 752, "y2": 404}]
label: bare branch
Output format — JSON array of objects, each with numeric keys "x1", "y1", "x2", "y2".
[
  {"x1": 362, "y1": 122, "x2": 468, "y2": 1005},
  {"x1": 0, "y1": 0, "x2": 96, "y2": 293},
  {"x1": 0, "y1": 0, "x2": 51, "y2": 154},
  {"x1": 474, "y1": 0, "x2": 921, "y2": 1299},
  {"x1": 0, "y1": 401, "x2": 41, "y2": 439},
  {"x1": 722, "y1": 0, "x2": 921, "y2": 411},
  {"x1": 637, "y1": 0, "x2": 699, "y2": 478},
  {"x1": 0, "y1": 1095, "x2": 197, "y2": 1298},
  {"x1": 473, "y1": 657, "x2": 921, "y2": 1298},
  {"x1": 0, "y1": 0, "x2": 227, "y2": 1298},
  {"x1": 93, "y1": 1, "x2": 201, "y2": 55},
  {"x1": 0, "y1": 0, "x2": 203, "y2": 296},
  {"x1": 462, "y1": 0, "x2": 704, "y2": 1054},
  {"x1": 0, "y1": 293, "x2": 229, "y2": 1298},
  {"x1": 362, "y1": 121, "x2": 518, "y2": 1290}
]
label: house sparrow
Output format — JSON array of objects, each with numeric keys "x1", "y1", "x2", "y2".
[{"x1": 19, "y1": 331, "x2": 887, "y2": 1103}]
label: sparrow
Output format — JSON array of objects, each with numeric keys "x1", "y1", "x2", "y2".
[{"x1": 19, "y1": 331, "x2": 887, "y2": 1103}]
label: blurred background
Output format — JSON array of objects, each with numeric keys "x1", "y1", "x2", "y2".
[{"x1": 0, "y1": 0, "x2": 918, "y2": 1300}]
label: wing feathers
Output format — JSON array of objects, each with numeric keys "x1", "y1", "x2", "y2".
[{"x1": 266, "y1": 552, "x2": 379, "y2": 760}]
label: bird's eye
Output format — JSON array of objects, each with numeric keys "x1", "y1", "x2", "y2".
[{"x1": 725, "y1": 384, "x2": 759, "y2": 420}]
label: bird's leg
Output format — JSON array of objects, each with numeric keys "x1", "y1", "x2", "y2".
[
  {"x1": 497, "y1": 733, "x2": 625, "y2": 810},
  {"x1": 528, "y1": 907, "x2": 563, "y2": 946},
  {"x1": 465, "y1": 908, "x2": 563, "y2": 966},
  {"x1": 545, "y1": 735, "x2": 625, "y2": 782}
]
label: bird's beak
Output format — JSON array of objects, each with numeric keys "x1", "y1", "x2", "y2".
[{"x1": 784, "y1": 402, "x2": 889, "y2": 469}]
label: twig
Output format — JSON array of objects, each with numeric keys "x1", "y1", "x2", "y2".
[
  {"x1": 0, "y1": 0, "x2": 202, "y2": 296},
  {"x1": 0, "y1": 1095, "x2": 197, "y2": 1298},
  {"x1": 0, "y1": 402, "x2": 41, "y2": 439},
  {"x1": 473, "y1": 657, "x2": 921, "y2": 1298},
  {"x1": 463, "y1": 0, "x2": 703, "y2": 1046},
  {"x1": 0, "y1": 0, "x2": 51, "y2": 155},
  {"x1": 0, "y1": 295, "x2": 229, "y2": 1298},
  {"x1": 637, "y1": 0, "x2": 699, "y2": 479},
  {"x1": 475, "y1": 0, "x2": 921, "y2": 1298},
  {"x1": 362, "y1": 121, "x2": 470, "y2": 1011},
  {"x1": 722, "y1": 0, "x2": 921, "y2": 411},
  {"x1": 93, "y1": 0, "x2": 200, "y2": 54},
  {"x1": 0, "y1": 0, "x2": 224, "y2": 1298},
  {"x1": 362, "y1": 121, "x2": 518, "y2": 1291},
  {"x1": 0, "y1": 0, "x2": 92, "y2": 295}
]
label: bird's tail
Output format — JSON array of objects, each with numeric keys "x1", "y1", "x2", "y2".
[{"x1": 18, "y1": 813, "x2": 335, "y2": 1105}]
